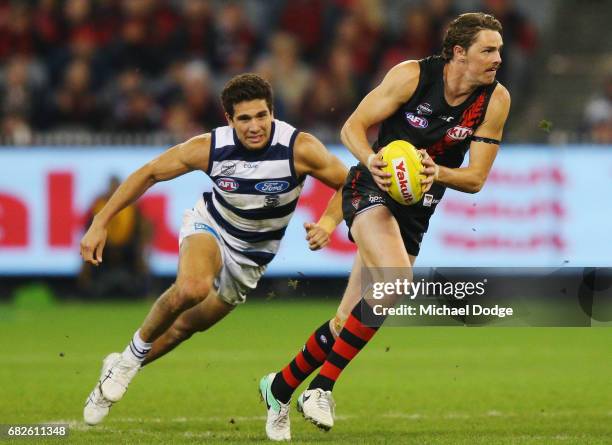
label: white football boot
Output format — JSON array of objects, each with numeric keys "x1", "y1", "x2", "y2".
[
  {"x1": 100, "y1": 353, "x2": 140, "y2": 402},
  {"x1": 297, "y1": 388, "x2": 335, "y2": 431},
  {"x1": 83, "y1": 352, "x2": 120, "y2": 425},
  {"x1": 259, "y1": 373, "x2": 291, "y2": 441}
]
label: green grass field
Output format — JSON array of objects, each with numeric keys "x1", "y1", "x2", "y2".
[{"x1": 1, "y1": 299, "x2": 611, "y2": 444}]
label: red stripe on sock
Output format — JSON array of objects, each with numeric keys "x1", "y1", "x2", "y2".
[
  {"x1": 319, "y1": 361, "x2": 342, "y2": 381},
  {"x1": 281, "y1": 366, "x2": 300, "y2": 388},
  {"x1": 295, "y1": 352, "x2": 314, "y2": 374},
  {"x1": 334, "y1": 337, "x2": 359, "y2": 360},
  {"x1": 306, "y1": 334, "x2": 326, "y2": 362},
  {"x1": 344, "y1": 314, "x2": 377, "y2": 341}
]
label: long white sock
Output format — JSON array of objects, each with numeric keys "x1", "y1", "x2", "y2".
[{"x1": 122, "y1": 329, "x2": 152, "y2": 363}]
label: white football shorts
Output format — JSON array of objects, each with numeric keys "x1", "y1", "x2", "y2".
[{"x1": 178, "y1": 198, "x2": 266, "y2": 306}]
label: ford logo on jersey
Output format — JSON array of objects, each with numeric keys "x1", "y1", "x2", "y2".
[
  {"x1": 405, "y1": 113, "x2": 428, "y2": 128},
  {"x1": 255, "y1": 180, "x2": 290, "y2": 193},
  {"x1": 216, "y1": 177, "x2": 239, "y2": 192}
]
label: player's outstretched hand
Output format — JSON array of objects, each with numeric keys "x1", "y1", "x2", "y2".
[
  {"x1": 418, "y1": 149, "x2": 437, "y2": 193},
  {"x1": 303, "y1": 222, "x2": 330, "y2": 251},
  {"x1": 367, "y1": 152, "x2": 392, "y2": 192},
  {"x1": 80, "y1": 223, "x2": 107, "y2": 266}
]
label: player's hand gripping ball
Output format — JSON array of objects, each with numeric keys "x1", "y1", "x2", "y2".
[{"x1": 380, "y1": 140, "x2": 425, "y2": 205}]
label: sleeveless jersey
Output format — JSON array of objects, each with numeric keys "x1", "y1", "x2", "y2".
[
  {"x1": 203, "y1": 119, "x2": 304, "y2": 267},
  {"x1": 373, "y1": 55, "x2": 499, "y2": 217}
]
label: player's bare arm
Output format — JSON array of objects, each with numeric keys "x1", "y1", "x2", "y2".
[
  {"x1": 80, "y1": 134, "x2": 211, "y2": 265},
  {"x1": 294, "y1": 132, "x2": 348, "y2": 250},
  {"x1": 341, "y1": 61, "x2": 421, "y2": 190},
  {"x1": 433, "y1": 84, "x2": 511, "y2": 193}
]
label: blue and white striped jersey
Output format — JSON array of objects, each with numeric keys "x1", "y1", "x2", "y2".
[{"x1": 203, "y1": 119, "x2": 305, "y2": 267}]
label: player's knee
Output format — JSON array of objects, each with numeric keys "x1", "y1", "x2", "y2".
[
  {"x1": 330, "y1": 314, "x2": 346, "y2": 338},
  {"x1": 175, "y1": 277, "x2": 213, "y2": 310}
]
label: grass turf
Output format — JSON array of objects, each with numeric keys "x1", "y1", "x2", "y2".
[{"x1": 0, "y1": 299, "x2": 611, "y2": 444}]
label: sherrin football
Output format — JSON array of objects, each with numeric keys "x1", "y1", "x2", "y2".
[{"x1": 380, "y1": 140, "x2": 425, "y2": 206}]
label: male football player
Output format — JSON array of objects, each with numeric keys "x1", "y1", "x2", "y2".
[
  {"x1": 260, "y1": 12, "x2": 510, "y2": 438},
  {"x1": 81, "y1": 74, "x2": 348, "y2": 438}
]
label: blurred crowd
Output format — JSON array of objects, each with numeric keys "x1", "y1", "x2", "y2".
[
  {"x1": 583, "y1": 75, "x2": 612, "y2": 144},
  {"x1": 0, "y1": 0, "x2": 540, "y2": 145}
]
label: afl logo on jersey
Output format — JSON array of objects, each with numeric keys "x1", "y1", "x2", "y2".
[
  {"x1": 405, "y1": 113, "x2": 428, "y2": 128},
  {"x1": 216, "y1": 177, "x2": 239, "y2": 192},
  {"x1": 255, "y1": 180, "x2": 290, "y2": 193},
  {"x1": 446, "y1": 126, "x2": 474, "y2": 141}
]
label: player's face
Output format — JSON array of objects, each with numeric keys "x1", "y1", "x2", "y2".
[
  {"x1": 464, "y1": 29, "x2": 503, "y2": 85},
  {"x1": 227, "y1": 99, "x2": 273, "y2": 150}
]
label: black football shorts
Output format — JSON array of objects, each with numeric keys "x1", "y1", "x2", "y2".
[{"x1": 342, "y1": 163, "x2": 432, "y2": 256}]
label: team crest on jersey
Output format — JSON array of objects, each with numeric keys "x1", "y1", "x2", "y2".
[
  {"x1": 405, "y1": 113, "x2": 428, "y2": 128},
  {"x1": 264, "y1": 195, "x2": 280, "y2": 208},
  {"x1": 417, "y1": 103, "x2": 433, "y2": 115},
  {"x1": 446, "y1": 126, "x2": 474, "y2": 141},
  {"x1": 255, "y1": 180, "x2": 290, "y2": 193},
  {"x1": 216, "y1": 177, "x2": 239, "y2": 192},
  {"x1": 220, "y1": 161, "x2": 236, "y2": 176}
]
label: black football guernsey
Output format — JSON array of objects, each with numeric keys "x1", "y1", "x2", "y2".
[
  {"x1": 373, "y1": 55, "x2": 499, "y2": 219},
  {"x1": 341, "y1": 55, "x2": 501, "y2": 255}
]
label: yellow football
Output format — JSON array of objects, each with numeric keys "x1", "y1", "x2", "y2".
[{"x1": 380, "y1": 140, "x2": 424, "y2": 206}]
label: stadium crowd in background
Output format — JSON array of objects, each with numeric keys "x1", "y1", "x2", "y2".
[
  {"x1": 0, "y1": 0, "x2": 538, "y2": 145},
  {"x1": 582, "y1": 74, "x2": 612, "y2": 144}
]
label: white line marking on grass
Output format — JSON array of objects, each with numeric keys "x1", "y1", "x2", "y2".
[
  {"x1": 44, "y1": 420, "x2": 167, "y2": 437},
  {"x1": 382, "y1": 413, "x2": 424, "y2": 420},
  {"x1": 111, "y1": 415, "x2": 267, "y2": 423},
  {"x1": 442, "y1": 413, "x2": 470, "y2": 419},
  {"x1": 42, "y1": 420, "x2": 90, "y2": 432},
  {"x1": 48, "y1": 409, "x2": 605, "y2": 432},
  {"x1": 182, "y1": 431, "x2": 214, "y2": 439},
  {"x1": 181, "y1": 431, "x2": 252, "y2": 439}
]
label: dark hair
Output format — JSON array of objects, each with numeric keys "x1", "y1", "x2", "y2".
[
  {"x1": 221, "y1": 73, "x2": 273, "y2": 117},
  {"x1": 441, "y1": 13, "x2": 502, "y2": 61}
]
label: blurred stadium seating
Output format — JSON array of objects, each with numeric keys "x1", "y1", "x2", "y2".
[{"x1": 1, "y1": 0, "x2": 608, "y2": 146}]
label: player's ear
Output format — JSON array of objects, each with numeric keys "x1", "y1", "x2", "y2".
[
  {"x1": 453, "y1": 45, "x2": 467, "y2": 62},
  {"x1": 224, "y1": 112, "x2": 233, "y2": 127}
]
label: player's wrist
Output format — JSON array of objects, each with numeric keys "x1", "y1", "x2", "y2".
[
  {"x1": 92, "y1": 213, "x2": 109, "y2": 228},
  {"x1": 433, "y1": 164, "x2": 440, "y2": 182},
  {"x1": 366, "y1": 153, "x2": 375, "y2": 169},
  {"x1": 366, "y1": 153, "x2": 376, "y2": 170},
  {"x1": 317, "y1": 216, "x2": 336, "y2": 234}
]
